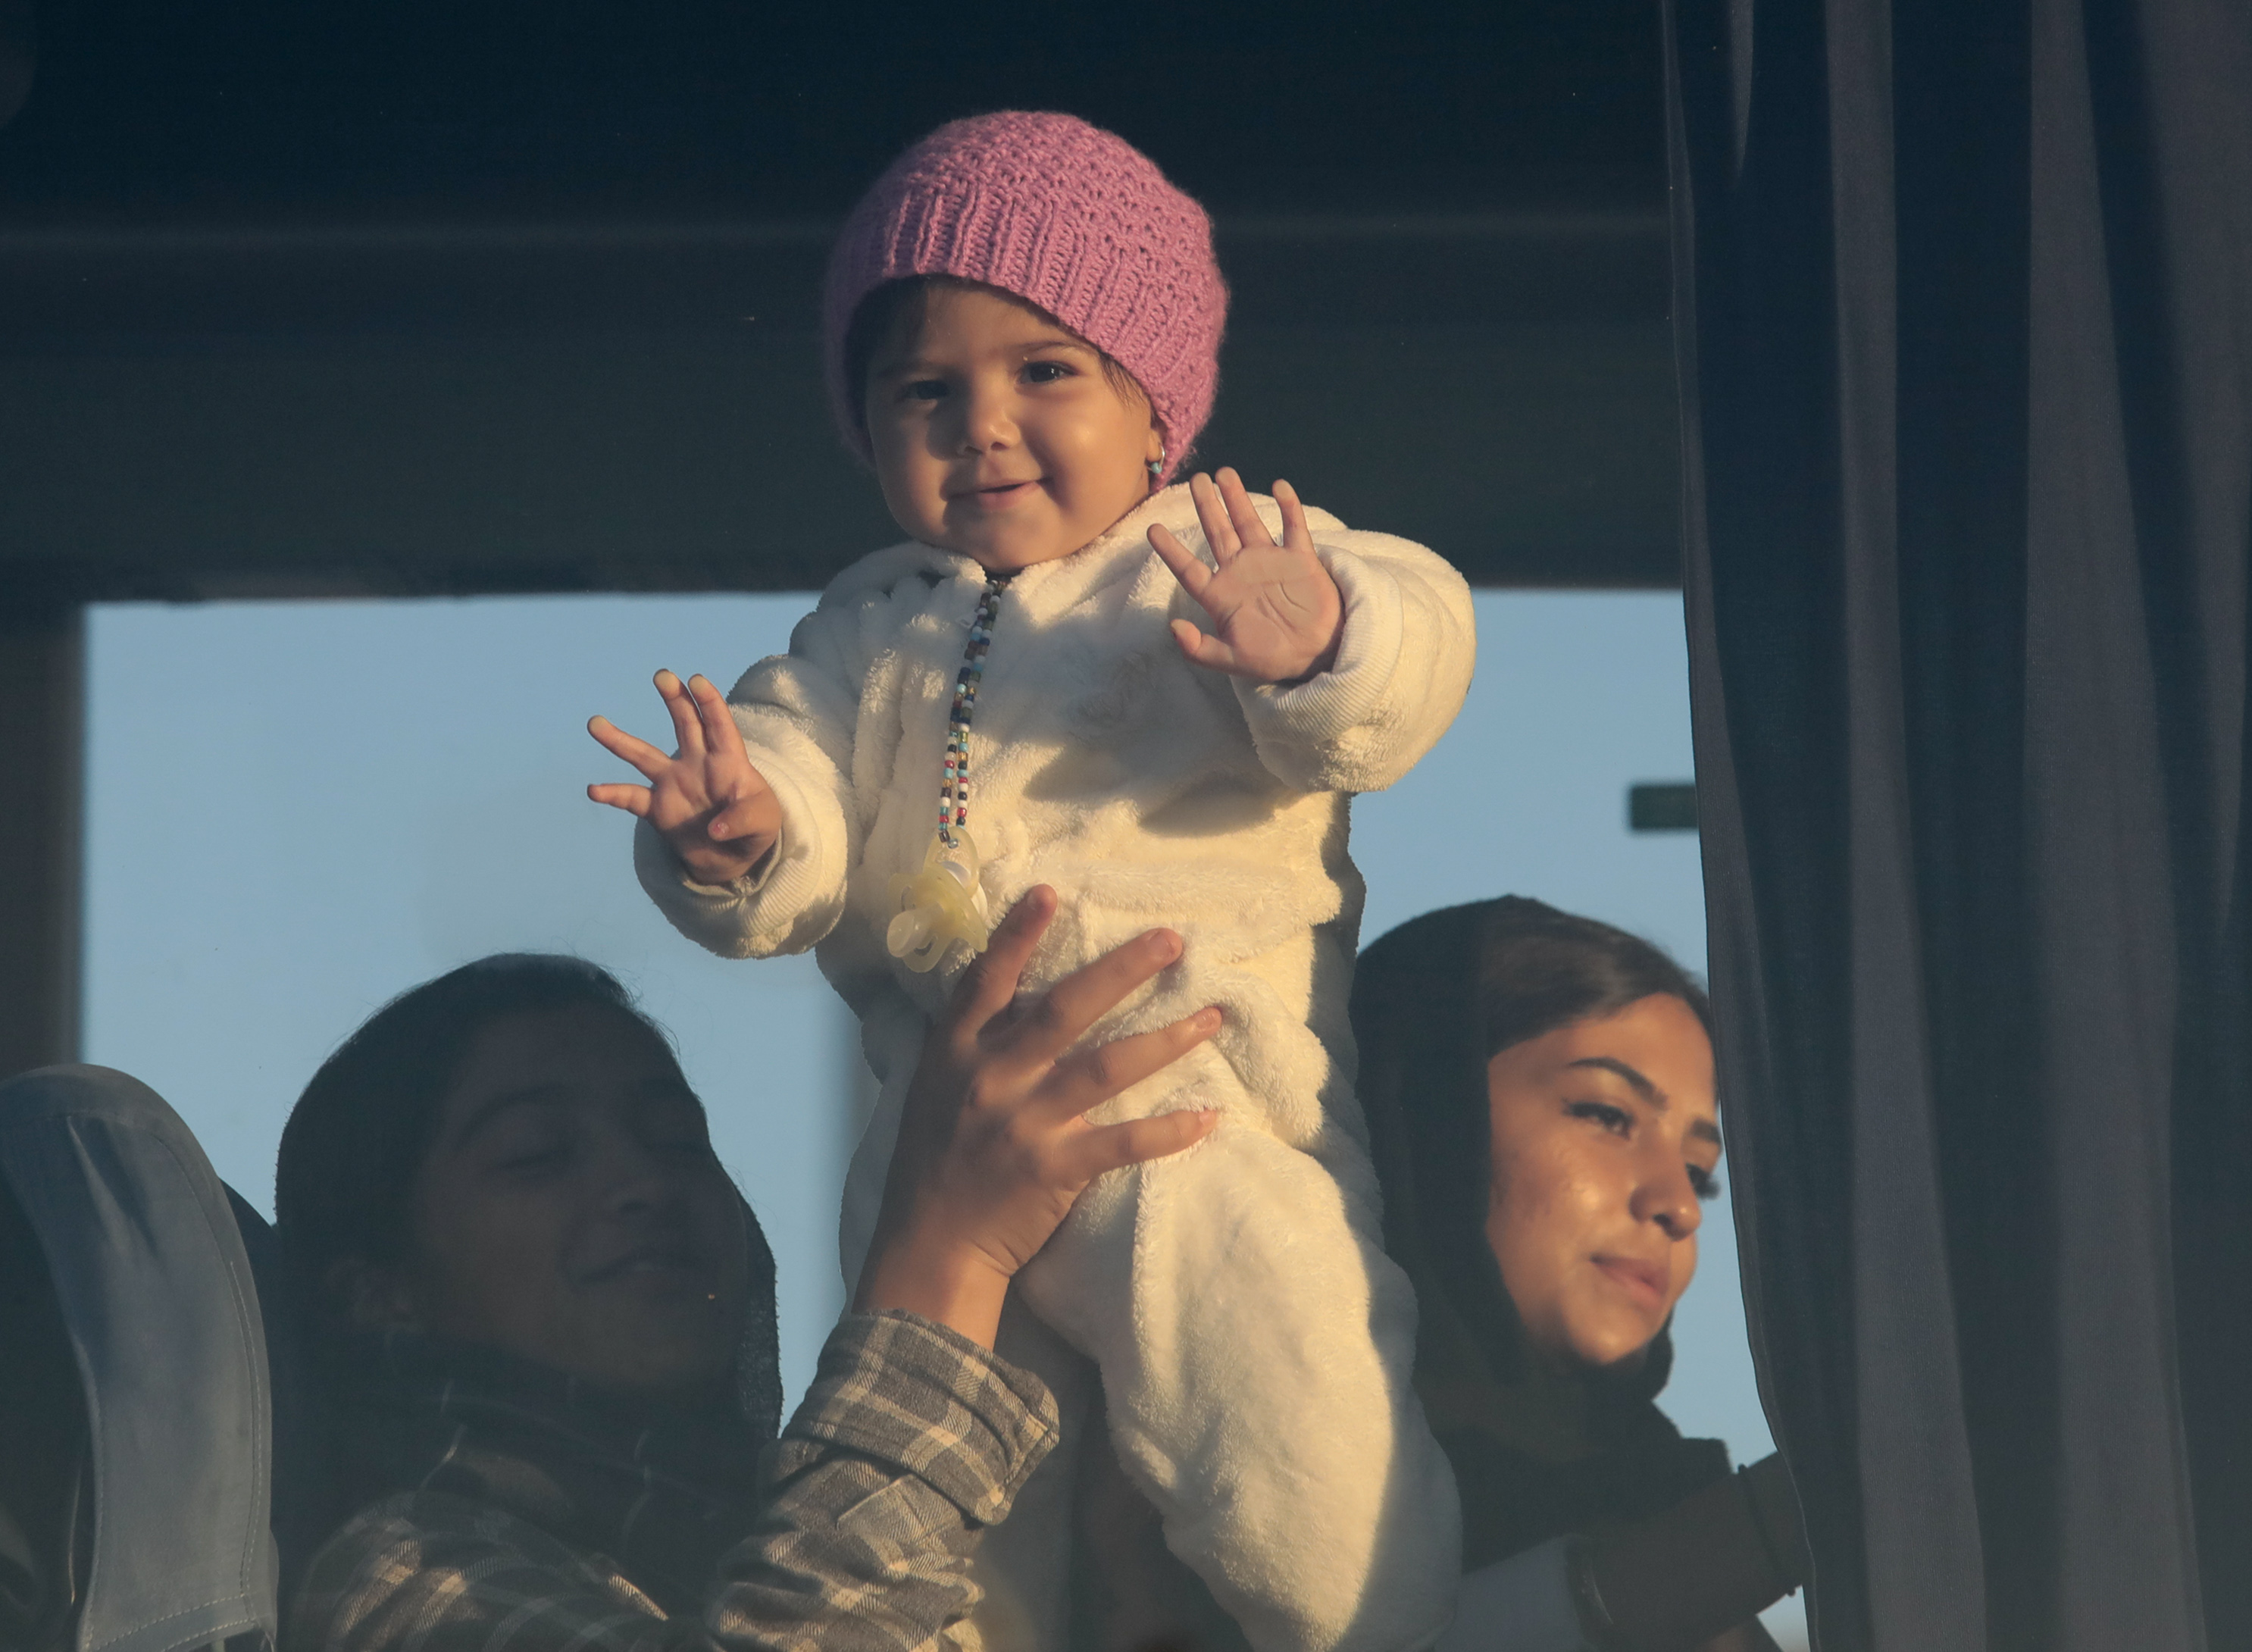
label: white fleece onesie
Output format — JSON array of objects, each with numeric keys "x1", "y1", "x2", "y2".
[{"x1": 636, "y1": 483, "x2": 1474, "y2": 1651}]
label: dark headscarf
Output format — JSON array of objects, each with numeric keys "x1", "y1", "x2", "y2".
[{"x1": 1351, "y1": 897, "x2": 1734, "y2": 1570}]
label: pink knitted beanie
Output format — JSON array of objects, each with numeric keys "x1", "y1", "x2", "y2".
[{"x1": 823, "y1": 111, "x2": 1228, "y2": 483}]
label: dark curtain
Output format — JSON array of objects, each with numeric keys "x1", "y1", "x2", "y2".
[{"x1": 1663, "y1": 0, "x2": 2251, "y2": 1647}]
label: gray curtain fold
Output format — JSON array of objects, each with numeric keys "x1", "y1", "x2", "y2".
[
  {"x1": 1663, "y1": 0, "x2": 2251, "y2": 1647},
  {"x1": 0, "y1": 1065, "x2": 279, "y2": 1652}
]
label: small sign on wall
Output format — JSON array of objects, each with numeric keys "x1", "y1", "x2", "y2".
[{"x1": 1628, "y1": 783, "x2": 1697, "y2": 832}]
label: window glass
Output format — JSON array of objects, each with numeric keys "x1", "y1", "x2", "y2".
[{"x1": 86, "y1": 588, "x2": 1800, "y2": 1647}]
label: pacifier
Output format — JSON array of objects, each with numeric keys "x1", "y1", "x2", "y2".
[{"x1": 886, "y1": 830, "x2": 993, "y2": 972}]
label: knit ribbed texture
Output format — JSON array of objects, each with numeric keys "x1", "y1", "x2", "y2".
[{"x1": 822, "y1": 111, "x2": 1228, "y2": 483}]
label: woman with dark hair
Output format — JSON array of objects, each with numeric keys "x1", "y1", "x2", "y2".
[
  {"x1": 274, "y1": 887, "x2": 1220, "y2": 1652},
  {"x1": 1354, "y1": 897, "x2": 1809, "y2": 1652}
]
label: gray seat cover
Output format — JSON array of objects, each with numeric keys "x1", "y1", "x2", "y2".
[{"x1": 0, "y1": 1065, "x2": 277, "y2": 1652}]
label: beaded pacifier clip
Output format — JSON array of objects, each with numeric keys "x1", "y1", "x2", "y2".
[{"x1": 887, "y1": 572, "x2": 1007, "y2": 971}]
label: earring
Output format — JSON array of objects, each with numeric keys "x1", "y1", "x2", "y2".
[{"x1": 1147, "y1": 444, "x2": 1166, "y2": 480}]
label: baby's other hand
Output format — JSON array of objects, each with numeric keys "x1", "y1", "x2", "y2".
[
  {"x1": 587, "y1": 670, "x2": 781, "y2": 884},
  {"x1": 855, "y1": 886, "x2": 1221, "y2": 1350},
  {"x1": 1147, "y1": 468, "x2": 1343, "y2": 684}
]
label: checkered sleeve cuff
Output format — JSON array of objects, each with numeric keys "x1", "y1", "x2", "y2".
[{"x1": 780, "y1": 1311, "x2": 1061, "y2": 1526}]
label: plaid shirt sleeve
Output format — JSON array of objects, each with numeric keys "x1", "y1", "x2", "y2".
[{"x1": 287, "y1": 1312, "x2": 1060, "y2": 1652}]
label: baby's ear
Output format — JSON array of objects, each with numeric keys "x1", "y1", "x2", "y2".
[{"x1": 1144, "y1": 421, "x2": 1168, "y2": 483}]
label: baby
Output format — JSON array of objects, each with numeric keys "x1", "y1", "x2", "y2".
[{"x1": 591, "y1": 113, "x2": 1474, "y2": 1651}]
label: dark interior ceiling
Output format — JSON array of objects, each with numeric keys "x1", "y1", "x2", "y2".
[
  {"x1": 0, "y1": 1, "x2": 1666, "y2": 222},
  {"x1": 0, "y1": 2, "x2": 1680, "y2": 599}
]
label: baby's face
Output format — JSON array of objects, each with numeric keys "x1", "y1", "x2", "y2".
[{"x1": 864, "y1": 283, "x2": 1164, "y2": 574}]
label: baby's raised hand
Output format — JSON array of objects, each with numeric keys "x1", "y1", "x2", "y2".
[
  {"x1": 587, "y1": 670, "x2": 781, "y2": 885},
  {"x1": 1147, "y1": 468, "x2": 1343, "y2": 684}
]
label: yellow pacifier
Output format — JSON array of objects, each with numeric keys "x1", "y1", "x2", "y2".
[{"x1": 886, "y1": 829, "x2": 993, "y2": 972}]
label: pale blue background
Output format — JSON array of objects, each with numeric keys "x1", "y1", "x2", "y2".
[{"x1": 83, "y1": 588, "x2": 1803, "y2": 1646}]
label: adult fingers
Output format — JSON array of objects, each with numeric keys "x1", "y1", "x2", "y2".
[
  {"x1": 1215, "y1": 467, "x2": 1276, "y2": 549},
  {"x1": 587, "y1": 715, "x2": 673, "y2": 781},
  {"x1": 656, "y1": 670, "x2": 705, "y2": 758},
  {"x1": 948, "y1": 885, "x2": 1059, "y2": 1037},
  {"x1": 1002, "y1": 926, "x2": 1184, "y2": 1067},
  {"x1": 1147, "y1": 524, "x2": 1212, "y2": 602},
  {"x1": 1062, "y1": 1107, "x2": 1219, "y2": 1182},
  {"x1": 1170, "y1": 619, "x2": 1243, "y2": 674},
  {"x1": 1273, "y1": 478, "x2": 1314, "y2": 550},
  {"x1": 1036, "y1": 1006, "x2": 1222, "y2": 1122},
  {"x1": 1189, "y1": 471, "x2": 1240, "y2": 563},
  {"x1": 586, "y1": 781, "x2": 653, "y2": 817}
]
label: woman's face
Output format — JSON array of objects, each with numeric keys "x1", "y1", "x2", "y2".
[
  {"x1": 372, "y1": 1006, "x2": 751, "y2": 1400},
  {"x1": 1484, "y1": 993, "x2": 1720, "y2": 1371}
]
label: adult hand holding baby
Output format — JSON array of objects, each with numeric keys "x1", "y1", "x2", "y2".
[
  {"x1": 856, "y1": 884, "x2": 1221, "y2": 1350},
  {"x1": 1148, "y1": 466, "x2": 1344, "y2": 684},
  {"x1": 586, "y1": 668, "x2": 780, "y2": 884}
]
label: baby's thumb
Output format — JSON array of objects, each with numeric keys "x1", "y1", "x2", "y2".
[{"x1": 1171, "y1": 618, "x2": 1232, "y2": 672}]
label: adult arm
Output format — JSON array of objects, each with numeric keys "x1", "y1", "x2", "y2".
[
  {"x1": 710, "y1": 1311, "x2": 1056, "y2": 1648},
  {"x1": 287, "y1": 1313, "x2": 1058, "y2": 1652}
]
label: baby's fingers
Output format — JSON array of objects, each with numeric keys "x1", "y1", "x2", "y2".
[
  {"x1": 1041, "y1": 1006, "x2": 1221, "y2": 1122},
  {"x1": 1213, "y1": 467, "x2": 1276, "y2": 549},
  {"x1": 587, "y1": 714, "x2": 672, "y2": 780},
  {"x1": 1147, "y1": 524, "x2": 1212, "y2": 601},
  {"x1": 655, "y1": 670, "x2": 705, "y2": 759},
  {"x1": 1272, "y1": 477, "x2": 1314, "y2": 550},
  {"x1": 1064, "y1": 1107, "x2": 1218, "y2": 1182},
  {"x1": 704, "y1": 800, "x2": 762, "y2": 842},
  {"x1": 1188, "y1": 471, "x2": 1241, "y2": 562},
  {"x1": 586, "y1": 781, "x2": 653, "y2": 817},
  {"x1": 685, "y1": 674, "x2": 742, "y2": 762}
]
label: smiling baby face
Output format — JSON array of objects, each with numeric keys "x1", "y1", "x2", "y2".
[{"x1": 862, "y1": 280, "x2": 1165, "y2": 574}]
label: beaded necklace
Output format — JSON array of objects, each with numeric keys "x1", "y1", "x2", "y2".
[
  {"x1": 938, "y1": 571, "x2": 1009, "y2": 847},
  {"x1": 885, "y1": 570, "x2": 1008, "y2": 972}
]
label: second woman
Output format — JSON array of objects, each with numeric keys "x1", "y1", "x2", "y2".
[{"x1": 1356, "y1": 897, "x2": 1808, "y2": 1652}]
